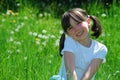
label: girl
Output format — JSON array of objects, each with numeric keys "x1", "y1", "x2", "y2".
[{"x1": 50, "y1": 8, "x2": 107, "y2": 80}]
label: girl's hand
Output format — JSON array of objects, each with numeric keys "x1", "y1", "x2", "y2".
[{"x1": 80, "y1": 58, "x2": 103, "y2": 80}]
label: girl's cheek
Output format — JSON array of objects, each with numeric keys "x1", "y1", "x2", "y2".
[
  {"x1": 68, "y1": 30, "x2": 75, "y2": 36},
  {"x1": 81, "y1": 22, "x2": 88, "y2": 27}
]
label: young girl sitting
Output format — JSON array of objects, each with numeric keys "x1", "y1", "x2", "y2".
[{"x1": 50, "y1": 8, "x2": 107, "y2": 80}]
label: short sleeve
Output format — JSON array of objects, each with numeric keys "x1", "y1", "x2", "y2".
[
  {"x1": 61, "y1": 36, "x2": 76, "y2": 55},
  {"x1": 94, "y1": 45, "x2": 107, "y2": 62}
]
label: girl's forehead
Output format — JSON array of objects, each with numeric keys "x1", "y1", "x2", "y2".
[
  {"x1": 70, "y1": 18, "x2": 77, "y2": 24},
  {"x1": 69, "y1": 17, "x2": 81, "y2": 26}
]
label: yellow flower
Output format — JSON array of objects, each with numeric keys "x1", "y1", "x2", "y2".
[
  {"x1": 6, "y1": 10, "x2": 14, "y2": 15},
  {"x1": 8, "y1": 10, "x2": 13, "y2": 13},
  {"x1": 35, "y1": 37, "x2": 40, "y2": 41},
  {"x1": 6, "y1": 10, "x2": 19, "y2": 16},
  {"x1": 14, "y1": 12, "x2": 19, "y2": 16},
  {"x1": 13, "y1": 20, "x2": 16, "y2": 23}
]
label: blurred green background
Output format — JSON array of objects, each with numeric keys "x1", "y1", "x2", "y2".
[{"x1": 0, "y1": 0, "x2": 120, "y2": 80}]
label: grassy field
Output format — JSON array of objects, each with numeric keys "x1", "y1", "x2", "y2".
[{"x1": 0, "y1": 4, "x2": 120, "y2": 80}]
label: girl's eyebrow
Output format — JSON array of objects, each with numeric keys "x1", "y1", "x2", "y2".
[{"x1": 67, "y1": 26, "x2": 72, "y2": 30}]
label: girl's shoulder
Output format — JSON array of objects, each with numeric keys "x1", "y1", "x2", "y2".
[
  {"x1": 65, "y1": 36, "x2": 76, "y2": 44},
  {"x1": 93, "y1": 40, "x2": 107, "y2": 52},
  {"x1": 92, "y1": 40, "x2": 108, "y2": 61},
  {"x1": 61, "y1": 36, "x2": 77, "y2": 55}
]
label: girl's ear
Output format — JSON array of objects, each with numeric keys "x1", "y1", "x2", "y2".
[{"x1": 87, "y1": 18, "x2": 91, "y2": 26}]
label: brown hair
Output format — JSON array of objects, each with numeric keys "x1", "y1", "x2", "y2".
[{"x1": 59, "y1": 8, "x2": 102, "y2": 56}]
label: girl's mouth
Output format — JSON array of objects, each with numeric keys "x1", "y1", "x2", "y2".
[{"x1": 76, "y1": 31, "x2": 84, "y2": 37}]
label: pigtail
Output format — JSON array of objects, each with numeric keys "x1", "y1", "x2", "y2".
[
  {"x1": 59, "y1": 32, "x2": 66, "y2": 57},
  {"x1": 89, "y1": 15, "x2": 102, "y2": 38}
]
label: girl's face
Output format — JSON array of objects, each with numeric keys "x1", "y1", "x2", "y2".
[{"x1": 67, "y1": 18, "x2": 90, "y2": 41}]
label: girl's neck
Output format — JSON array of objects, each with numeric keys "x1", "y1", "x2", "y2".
[{"x1": 78, "y1": 38, "x2": 92, "y2": 48}]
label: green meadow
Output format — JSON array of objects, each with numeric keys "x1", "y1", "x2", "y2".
[{"x1": 0, "y1": 2, "x2": 120, "y2": 80}]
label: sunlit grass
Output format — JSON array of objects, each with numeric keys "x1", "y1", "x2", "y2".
[{"x1": 0, "y1": 4, "x2": 120, "y2": 80}]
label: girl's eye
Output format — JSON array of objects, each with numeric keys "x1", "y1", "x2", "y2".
[
  {"x1": 77, "y1": 22, "x2": 81, "y2": 25},
  {"x1": 67, "y1": 26, "x2": 73, "y2": 31}
]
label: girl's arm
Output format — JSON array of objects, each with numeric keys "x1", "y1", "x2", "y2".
[
  {"x1": 80, "y1": 59, "x2": 103, "y2": 80},
  {"x1": 64, "y1": 51, "x2": 78, "y2": 80}
]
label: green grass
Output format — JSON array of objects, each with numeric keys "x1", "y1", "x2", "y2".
[{"x1": 0, "y1": 4, "x2": 120, "y2": 80}]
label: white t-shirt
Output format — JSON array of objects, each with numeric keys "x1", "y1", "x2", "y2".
[{"x1": 58, "y1": 36, "x2": 107, "y2": 80}]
